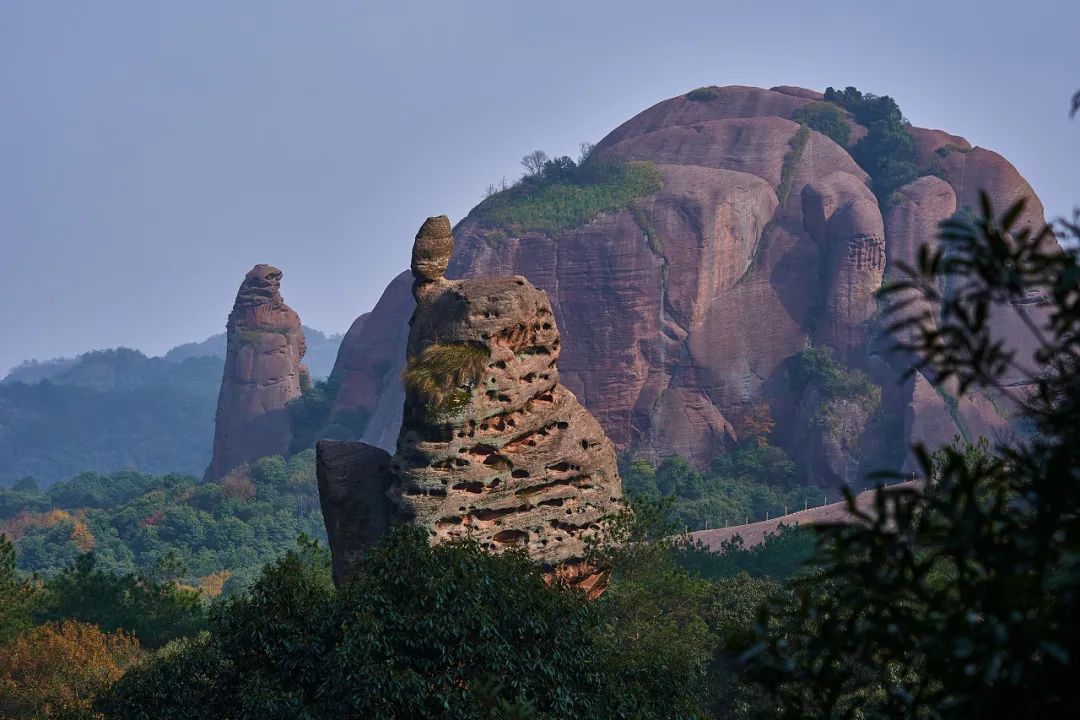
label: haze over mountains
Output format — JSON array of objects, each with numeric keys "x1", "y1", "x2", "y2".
[
  {"x1": 3, "y1": 326, "x2": 342, "y2": 385},
  {"x1": 0, "y1": 328, "x2": 342, "y2": 487}
]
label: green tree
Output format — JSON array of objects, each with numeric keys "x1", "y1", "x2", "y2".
[
  {"x1": 35, "y1": 552, "x2": 208, "y2": 649},
  {"x1": 0, "y1": 535, "x2": 37, "y2": 643},
  {"x1": 823, "y1": 86, "x2": 920, "y2": 204},
  {"x1": 676, "y1": 525, "x2": 817, "y2": 582},
  {"x1": 657, "y1": 455, "x2": 705, "y2": 499},
  {"x1": 590, "y1": 505, "x2": 720, "y2": 718},
  {"x1": 620, "y1": 457, "x2": 660, "y2": 500},
  {"x1": 101, "y1": 529, "x2": 705, "y2": 719}
]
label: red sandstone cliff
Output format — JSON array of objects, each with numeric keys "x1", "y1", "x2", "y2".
[
  {"x1": 205, "y1": 264, "x2": 307, "y2": 481},
  {"x1": 329, "y1": 85, "x2": 1049, "y2": 481}
]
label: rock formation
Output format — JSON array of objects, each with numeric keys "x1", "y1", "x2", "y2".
[
  {"x1": 205, "y1": 264, "x2": 307, "y2": 481},
  {"x1": 802, "y1": 172, "x2": 886, "y2": 355},
  {"x1": 316, "y1": 440, "x2": 395, "y2": 585},
  {"x1": 329, "y1": 85, "x2": 1050, "y2": 480},
  {"x1": 318, "y1": 217, "x2": 623, "y2": 587}
]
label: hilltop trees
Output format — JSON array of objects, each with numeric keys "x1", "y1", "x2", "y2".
[{"x1": 823, "y1": 85, "x2": 920, "y2": 203}]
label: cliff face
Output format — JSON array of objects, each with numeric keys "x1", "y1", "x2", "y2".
[
  {"x1": 329, "y1": 270, "x2": 413, "y2": 449},
  {"x1": 318, "y1": 217, "x2": 622, "y2": 588},
  {"x1": 205, "y1": 264, "x2": 307, "y2": 481},
  {"x1": 330, "y1": 85, "x2": 1049, "y2": 479}
]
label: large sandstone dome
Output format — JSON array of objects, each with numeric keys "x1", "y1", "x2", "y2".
[{"x1": 328, "y1": 85, "x2": 1049, "y2": 483}]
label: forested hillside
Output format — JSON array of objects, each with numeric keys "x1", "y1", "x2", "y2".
[
  {"x1": 0, "y1": 350, "x2": 221, "y2": 487},
  {"x1": 0, "y1": 451, "x2": 324, "y2": 591},
  {"x1": 0, "y1": 328, "x2": 342, "y2": 488}
]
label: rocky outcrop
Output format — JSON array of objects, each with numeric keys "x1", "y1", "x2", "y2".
[
  {"x1": 205, "y1": 265, "x2": 307, "y2": 481},
  {"x1": 329, "y1": 86, "x2": 1049, "y2": 479},
  {"x1": 883, "y1": 176, "x2": 957, "y2": 339},
  {"x1": 802, "y1": 172, "x2": 886, "y2": 354},
  {"x1": 393, "y1": 216, "x2": 623, "y2": 575},
  {"x1": 790, "y1": 384, "x2": 877, "y2": 486},
  {"x1": 316, "y1": 440, "x2": 396, "y2": 585},
  {"x1": 318, "y1": 218, "x2": 623, "y2": 588}
]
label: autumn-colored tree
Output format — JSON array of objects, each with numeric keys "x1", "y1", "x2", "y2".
[
  {"x1": 1, "y1": 508, "x2": 72, "y2": 541},
  {"x1": 220, "y1": 464, "x2": 255, "y2": 500},
  {"x1": 71, "y1": 518, "x2": 96, "y2": 553},
  {"x1": 0, "y1": 620, "x2": 140, "y2": 719},
  {"x1": 37, "y1": 553, "x2": 208, "y2": 649},
  {"x1": 197, "y1": 569, "x2": 231, "y2": 598},
  {"x1": 733, "y1": 403, "x2": 776, "y2": 447}
]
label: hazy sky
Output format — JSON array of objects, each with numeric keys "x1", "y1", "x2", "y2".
[{"x1": 2, "y1": 1, "x2": 1077, "y2": 376}]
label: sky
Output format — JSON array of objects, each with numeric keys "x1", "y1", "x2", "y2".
[{"x1": 1, "y1": 0, "x2": 1077, "y2": 376}]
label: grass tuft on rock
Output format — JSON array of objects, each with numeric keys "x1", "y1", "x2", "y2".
[
  {"x1": 402, "y1": 343, "x2": 489, "y2": 416},
  {"x1": 629, "y1": 202, "x2": 663, "y2": 258},
  {"x1": 776, "y1": 125, "x2": 811, "y2": 206}
]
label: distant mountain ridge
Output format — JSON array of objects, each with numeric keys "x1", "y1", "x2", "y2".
[
  {"x1": 4, "y1": 325, "x2": 341, "y2": 385},
  {"x1": 0, "y1": 350, "x2": 222, "y2": 487},
  {"x1": 0, "y1": 328, "x2": 342, "y2": 488}
]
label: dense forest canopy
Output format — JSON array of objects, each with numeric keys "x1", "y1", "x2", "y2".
[{"x1": 0, "y1": 452, "x2": 324, "y2": 592}]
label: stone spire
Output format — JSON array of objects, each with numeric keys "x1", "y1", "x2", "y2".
[
  {"x1": 205, "y1": 264, "x2": 307, "y2": 481},
  {"x1": 318, "y1": 216, "x2": 623, "y2": 593}
]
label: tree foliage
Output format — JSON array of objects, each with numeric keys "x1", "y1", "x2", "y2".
[
  {"x1": 0, "y1": 534, "x2": 37, "y2": 643},
  {"x1": 590, "y1": 504, "x2": 754, "y2": 719},
  {"x1": 620, "y1": 445, "x2": 815, "y2": 533},
  {"x1": 0, "y1": 620, "x2": 140, "y2": 720},
  {"x1": 677, "y1": 525, "x2": 817, "y2": 583},
  {"x1": 100, "y1": 528, "x2": 715, "y2": 719},
  {"x1": 824, "y1": 86, "x2": 920, "y2": 204},
  {"x1": 1, "y1": 452, "x2": 326, "y2": 591},
  {"x1": 793, "y1": 101, "x2": 851, "y2": 147},
  {"x1": 686, "y1": 86, "x2": 723, "y2": 102},
  {"x1": 34, "y1": 552, "x2": 208, "y2": 649}
]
